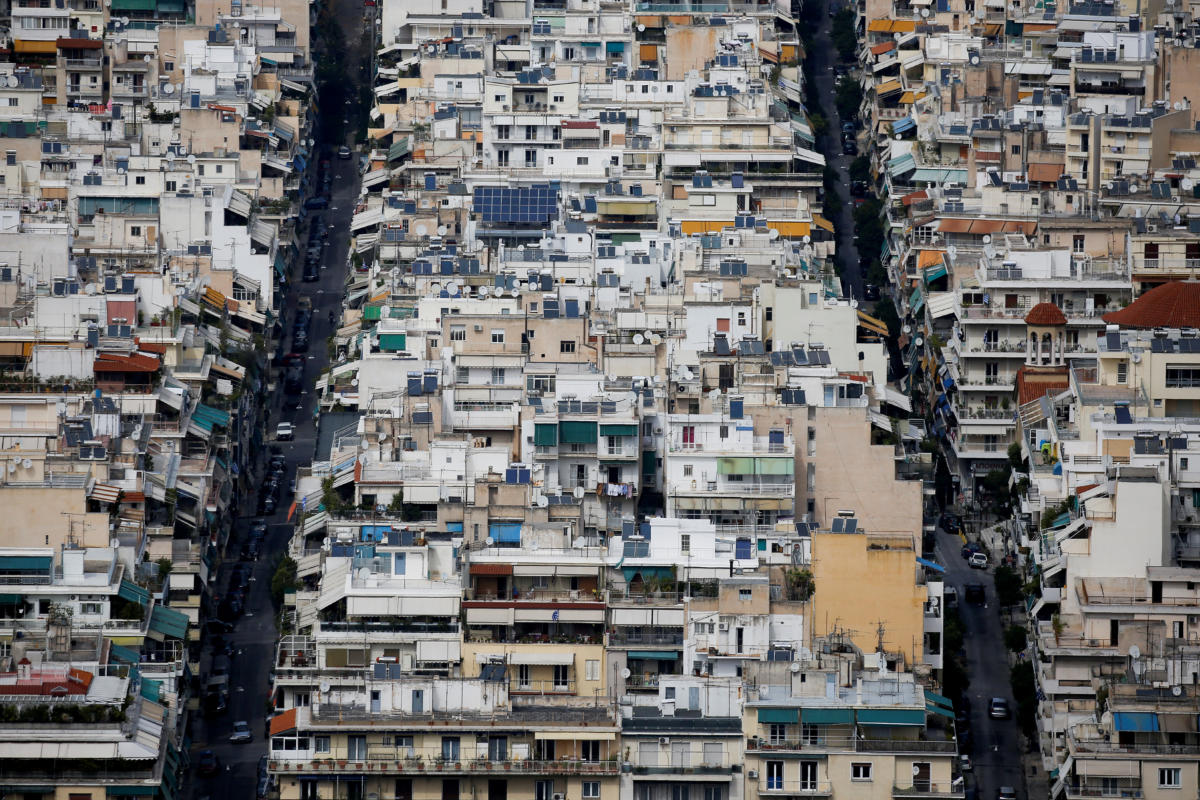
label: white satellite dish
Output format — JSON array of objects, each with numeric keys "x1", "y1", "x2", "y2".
[
  {"x1": 851, "y1": 299, "x2": 859, "y2": 309},
  {"x1": 769, "y1": 228, "x2": 780, "y2": 240},
  {"x1": 120, "y1": 15, "x2": 129, "y2": 24},
  {"x1": 485, "y1": 536, "x2": 495, "y2": 546},
  {"x1": 622, "y1": 668, "x2": 632, "y2": 679},
  {"x1": 537, "y1": 495, "x2": 549, "y2": 508},
  {"x1": 186, "y1": 154, "x2": 196, "y2": 165},
  {"x1": 6, "y1": 76, "x2": 17, "y2": 88},
  {"x1": 921, "y1": 6, "x2": 930, "y2": 16},
  {"x1": 437, "y1": 225, "x2": 447, "y2": 236},
  {"x1": 643, "y1": 330, "x2": 653, "y2": 340},
  {"x1": 802, "y1": 235, "x2": 811, "y2": 244},
  {"x1": 650, "y1": 334, "x2": 662, "y2": 345},
  {"x1": 981, "y1": 234, "x2": 992, "y2": 244},
  {"x1": 431, "y1": 282, "x2": 442, "y2": 293},
  {"x1": 143, "y1": 54, "x2": 152, "y2": 62},
  {"x1": 415, "y1": 224, "x2": 428, "y2": 237},
  {"x1": 633, "y1": 333, "x2": 645, "y2": 345},
  {"x1": 573, "y1": 486, "x2": 585, "y2": 499},
  {"x1": 478, "y1": 286, "x2": 489, "y2": 297},
  {"x1": 790, "y1": 661, "x2": 802, "y2": 673},
  {"x1": 357, "y1": 567, "x2": 372, "y2": 580},
  {"x1": 320, "y1": 681, "x2": 331, "y2": 693},
  {"x1": 111, "y1": 538, "x2": 121, "y2": 548},
  {"x1": 1129, "y1": 644, "x2": 1141, "y2": 660},
  {"x1": 637, "y1": 23, "x2": 646, "y2": 30},
  {"x1": 1172, "y1": 685, "x2": 1183, "y2": 696},
  {"x1": 914, "y1": 336, "x2": 924, "y2": 347},
  {"x1": 21, "y1": 458, "x2": 31, "y2": 469},
  {"x1": 902, "y1": 325, "x2": 912, "y2": 335},
  {"x1": 163, "y1": 84, "x2": 175, "y2": 95}
]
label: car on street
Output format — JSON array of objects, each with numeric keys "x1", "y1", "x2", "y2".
[
  {"x1": 197, "y1": 749, "x2": 219, "y2": 776},
  {"x1": 303, "y1": 197, "x2": 328, "y2": 211},
  {"x1": 961, "y1": 541, "x2": 983, "y2": 559},
  {"x1": 998, "y1": 787, "x2": 1017, "y2": 800},
  {"x1": 968, "y1": 551, "x2": 989, "y2": 569},
  {"x1": 989, "y1": 697, "x2": 1011, "y2": 719},
  {"x1": 842, "y1": 138, "x2": 857, "y2": 155},
  {"x1": 963, "y1": 583, "x2": 986, "y2": 605},
  {"x1": 243, "y1": 540, "x2": 261, "y2": 560},
  {"x1": 276, "y1": 422, "x2": 295, "y2": 441},
  {"x1": 230, "y1": 720, "x2": 254, "y2": 743},
  {"x1": 941, "y1": 512, "x2": 963, "y2": 533},
  {"x1": 337, "y1": 145, "x2": 352, "y2": 159},
  {"x1": 259, "y1": 495, "x2": 277, "y2": 515},
  {"x1": 958, "y1": 754, "x2": 972, "y2": 772}
]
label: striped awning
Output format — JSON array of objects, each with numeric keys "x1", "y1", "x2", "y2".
[{"x1": 90, "y1": 482, "x2": 123, "y2": 504}]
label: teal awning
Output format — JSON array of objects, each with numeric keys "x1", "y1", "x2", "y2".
[
  {"x1": 388, "y1": 136, "x2": 411, "y2": 162},
  {"x1": 560, "y1": 421, "x2": 597, "y2": 444},
  {"x1": 600, "y1": 423, "x2": 637, "y2": 436},
  {"x1": 606, "y1": 41, "x2": 625, "y2": 52},
  {"x1": 110, "y1": 0, "x2": 155, "y2": 9},
  {"x1": 910, "y1": 168, "x2": 968, "y2": 184},
  {"x1": 108, "y1": 786, "x2": 160, "y2": 796},
  {"x1": 910, "y1": 286, "x2": 925, "y2": 314},
  {"x1": 802, "y1": 708, "x2": 853, "y2": 724},
  {"x1": 926, "y1": 703, "x2": 955, "y2": 719},
  {"x1": 857, "y1": 708, "x2": 926, "y2": 726},
  {"x1": 140, "y1": 677, "x2": 162, "y2": 702},
  {"x1": 149, "y1": 605, "x2": 189, "y2": 640},
  {"x1": 642, "y1": 450, "x2": 656, "y2": 474},
  {"x1": 628, "y1": 651, "x2": 680, "y2": 660},
  {"x1": 888, "y1": 154, "x2": 915, "y2": 178},
  {"x1": 119, "y1": 579, "x2": 151, "y2": 605},
  {"x1": 924, "y1": 263, "x2": 948, "y2": 282},
  {"x1": 924, "y1": 690, "x2": 953, "y2": 710},
  {"x1": 110, "y1": 644, "x2": 140, "y2": 664},
  {"x1": 0, "y1": 556, "x2": 51, "y2": 571},
  {"x1": 275, "y1": 251, "x2": 289, "y2": 279},
  {"x1": 1113, "y1": 712, "x2": 1159, "y2": 732},
  {"x1": 191, "y1": 404, "x2": 230, "y2": 433},
  {"x1": 534, "y1": 423, "x2": 558, "y2": 447},
  {"x1": 0, "y1": 594, "x2": 23, "y2": 604},
  {"x1": 156, "y1": 0, "x2": 184, "y2": 12},
  {"x1": 378, "y1": 333, "x2": 407, "y2": 351},
  {"x1": 757, "y1": 708, "x2": 800, "y2": 724},
  {"x1": 621, "y1": 566, "x2": 673, "y2": 582},
  {"x1": 580, "y1": 41, "x2": 601, "y2": 47}
]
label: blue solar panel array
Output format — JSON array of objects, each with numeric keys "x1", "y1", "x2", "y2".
[{"x1": 473, "y1": 185, "x2": 559, "y2": 224}]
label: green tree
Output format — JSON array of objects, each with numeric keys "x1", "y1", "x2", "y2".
[
  {"x1": 1010, "y1": 661, "x2": 1038, "y2": 738},
  {"x1": 809, "y1": 111, "x2": 829, "y2": 139},
  {"x1": 270, "y1": 556, "x2": 298, "y2": 606},
  {"x1": 831, "y1": 9, "x2": 858, "y2": 62},
  {"x1": 835, "y1": 75, "x2": 863, "y2": 121},
  {"x1": 1004, "y1": 624, "x2": 1028, "y2": 653},
  {"x1": 849, "y1": 155, "x2": 871, "y2": 185},
  {"x1": 994, "y1": 565, "x2": 1024, "y2": 608}
]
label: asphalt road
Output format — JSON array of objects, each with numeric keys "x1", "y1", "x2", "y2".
[
  {"x1": 806, "y1": 3, "x2": 864, "y2": 300},
  {"x1": 935, "y1": 528, "x2": 1025, "y2": 800},
  {"x1": 186, "y1": 7, "x2": 368, "y2": 798}
]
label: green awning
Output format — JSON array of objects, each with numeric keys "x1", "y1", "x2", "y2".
[
  {"x1": 110, "y1": 644, "x2": 140, "y2": 664},
  {"x1": 757, "y1": 708, "x2": 799, "y2": 724},
  {"x1": 642, "y1": 450, "x2": 656, "y2": 474},
  {"x1": 857, "y1": 708, "x2": 926, "y2": 726},
  {"x1": 0, "y1": 556, "x2": 51, "y2": 571},
  {"x1": 926, "y1": 703, "x2": 955, "y2": 719},
  {"x1": 378, "y1": 333, "x2": 407, "y2": 351},
  {"x1": 119, "y1": 580, "x2": 151, "y2": 605},
  {"x1": 388, "y1": 136, "x2": 411, "y2": 162},
  {"x1": 628, "y1": 651, "x2": 680, "y2": 660},
  {"x1": 110, "y1": 0, "x2": 155, "y2": 9},
  {"x1": 580, "y1": 41, "x2": 601, "y2": 47},
  {"x1": 621, "y1": 566, "x2": 673, "y2": 582},
  {"x1": 560, "y1": 421, "x2": 597, "y2": 444},
  {"x1": 802, "y1": 708, "x2": 854, "y2": 725},
  {"x1": 718, "y1": 457, "x2": 755, "y2": 475},
  {"x1": 924, "y1": 263, "x2": 948, "y2": 283},
  {"x1": 363, "y1": 305, "x2": 383, "y2": 321},
  {"x1": 0, "y1": 594, "x2": 23, "y2": 604},
  {"x1": 600, "y1": 424, "x2": 637, "y2": 436},
  {"x1": 156, "y1": 0, "x2": 184, "y2": 12},
  {"x1": 108, "y1": 786, "x2": 160, "y2": 796},
  {"x1": 149, "y1": 605, "x2": 189, "y2": 640},
  {"x1": 606, "y1": 42, "x2": 625, "y2": 52},
  {"x1": 610, "y1": 233, "x2": 641, "y2": 245},
  {"x1": 924, "y1": 690, "x2": 953, "y2": 710},
  {"x1": 534, "y1": 423, "x2": 558, "y2": 447},
  {"x1": 755, "y1": 457, "x2": 794, "y2": 475},
  {"x1": 140, "y1": 677, "x2": 162, "y2": 702}
]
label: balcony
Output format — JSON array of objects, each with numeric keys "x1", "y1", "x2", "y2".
[
  {"x1": 759, "y1": 780, "x2": 833, "y2": 796},
  {"x1": 1065, "y1": 781, "x2": 1143, "y2": 799},
  {"x1": 748, "y1": 737, "x2": 957, "y2": 754},
  {"x1": 608, "y1": 630, "x2": 685, "y2": 647},
  {"x1": 271, "y1": 757, "x2": 620, "y2": 776},
  {"x1": 451, "y1": 402, "x2": 519, "y2": 430}
]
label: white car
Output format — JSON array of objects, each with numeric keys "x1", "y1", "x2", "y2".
[
  {"x1": 275, "y1": 422, "x2": 295, "y2": 441},
  {"x1": 229, "y1": 720, "x2": 253, "y2": 743},
  {"x1": 967, "y1": 551, "x2": 988, "y2": 569}
]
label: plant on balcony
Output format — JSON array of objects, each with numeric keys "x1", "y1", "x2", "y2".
[{"x1": 785, "y1": 568, "x2": 815, "y2": 602}]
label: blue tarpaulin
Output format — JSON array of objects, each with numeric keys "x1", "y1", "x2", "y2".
[
  {"x1": 1113, "y1": 712, "x2": 1159, "y2": 732},
  {"x1": 489, "y1": 523, "x2": 522, "y2": 544},
  {"x1": 916, "y1": 557, "x2": 946, "y2": 573},
  {"x1": 891, "y1": 116, "x2": 916, "y2": 134}
]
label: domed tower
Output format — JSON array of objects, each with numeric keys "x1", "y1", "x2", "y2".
[{"x1": 1024, "y1": 302, "x2": 1068, "y2": 367}]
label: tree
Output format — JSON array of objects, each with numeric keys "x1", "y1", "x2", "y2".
[
  {"x1": 873, "y1": 297, "x2": 901, "y2": 338},
  {"x1": 1010, "y1": 661, "x2": 1038, "y2": 738},
  {"x1": 809, "y1": 111, "x2": 829, "y2": 139},
  {"x1": 1004, "y1": 624, "x2": 1028, "y2": 653},
  {"x1": 849, "y1": 155, "x2": 871, "y2": 185},
  {"x1": 994, "y1": 565, "x2": 1024, "y2": 608},
  {"x1": 831, "y1": 9, "x2": 858, "y2": 62},
  {"x1": 835, "y1": 76, "x2": 863, "y2": 122},
  {"x1": 270, "y1": 556, "x2": 298, "y2": 607},
  {"x1": 156, "y1": 558, "x2": 173, "y2": 586},
  {"x1": 852, "y1": 198, "x2": 885, "y2": 264}
]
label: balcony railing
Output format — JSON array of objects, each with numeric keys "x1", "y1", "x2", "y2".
[
  {"x1": 270, "y1": 758, "x2": 620, "y2": 776},
  {"x1": 759, "y1": 780, "x2": 833, "y2": 795}
]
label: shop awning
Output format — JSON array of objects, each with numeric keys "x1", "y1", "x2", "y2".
[
  {"x1": 1113, "y1": 712, "x2": 1159, "y2": 732},
  {"x1": 802, "y1": 708, "x2": 853, "y2": 724},
  {"x1": 757, "y1": 708, "x2": 799, "y2": 724}
]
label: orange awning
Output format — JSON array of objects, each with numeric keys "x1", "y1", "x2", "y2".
[
  {"x1": 867, "y1": 19, "x2": 916, "y2": 32},
  {"x1": 813, "y1": 215, "x2": 835, "y2": 233},
  {"x1": 938, "y1": 218, "x2": 971, "y2": 234},
  {"x1": 270, "y1": 708, "x2": 298, "y2": 736},
  {"x1": 639, "y1": 43, "x2": 658, "y2": 62},
  {"x1": 876, "y1": 80, "x2": 903, "y2": 96},
  {"x1": 871, "y1": 42, "x2": 896, "y2": 56},
  {"x1": 1028, "y1": 163, "x2": 1064, "y2": 183},
  {"x1": 917, "y1": 249, "x2": 946, "y2": 268},
  {"x1": 14, "y1": 39, "x2": 58, "y2": 54}
]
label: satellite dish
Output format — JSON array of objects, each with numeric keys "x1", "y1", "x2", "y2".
[
  {"x1": 5, "y1": 76, "x2": 17, "y2": 89},
  {"x1": 969, "y1": 52, "x2": 979, "y2": 64},
  {"x1": 120, "y1": 15, "x2": 129, "y2": 23},
  {"x1": 633, "y1": 333, "x2": 645, "y2": 345},
  {"x1": 537, "y1": 495, "x2": 549, "y2": 508},
  {"x1": 894, "y1": 31, "x2": 903, "y2": 40},
  {"x1": 357, "y1": 567, "x2": 372, "y2": 580},
  {"x1": 186, "y1": 154, "x2": 196, "y2": 165},
  {"x1": 415, "y1": 224, "x2": 428, "y2": 237},
  {"x1": 21, "y1": 458, "x2": 31, "y2": 469},
  {"x1": 320, "y1": 681, "x2": 332, "y2": 693},
  {"x1": 143, "y1": 54, "x2": 152, "y2": 62},
  {"x1": 902, "y1": 325, "x2": 912, "y2": 335},
  {"x1": 637, "y1": 22, "x2": 646, "y2": 30},
  {"x1": 478, "y1": 286, "x2": 489, "y2": 297},
  {"x1": 1172, "y1": 685, "x2": 1183, "y2": 696},
  {"x1": 769, "y1": 228, "x2": 780, "y2": 240},
  {"x1": 431, "y1": 282, "x2": 442, "y2": 293},
  {"x1": 573, "y1": 486, "x2": 585, "y2": 499},
  {"x1": 790, "y1": 661, "x2": 801, "y2": 673},
  {"x1": 709, "y1": 388, "x2": 721, "y2": 399},
  {"x1": 914, "y1": 336, "x2": 924, "y2": 347},
  {"x1": 437, "y1": 225, "x2": 448, "y2": 236},
  {"x1": 895, "y1": 134, "x2": 903, "y2": 141},
  {"x1": 981, "y1": 234, "x2": 992, "y2": 244},
  {"x1": 163, "y1": 84, "x2": 174, "y2": 95},
  {"x1": 802, "y1": 235, "x2": 811, "y2": 244},
  {"x1": 850, "y1": 299, "x2": 859, "y2": 309},
  {"x1": 485, "y1": 536, "x2": 495, "y2": 546},
  {"x1": 921, "y1": 6, "x2": 930, "y2": 16},
  {"x1": 1128, "y1": 644, "x2": 1141, "y2": 660},
  {"x1": 650, "y1": 334, "x2": 662, "y2": 345},
  {"x1": 622, "y1": 668, "x2": 632, "y2": 679},
  {"x1": 947, "y1": 245, "x2": 958, "y2": 259},
  {"x1": 643, "y1": 330, "x2": 653, "y2": 340}
]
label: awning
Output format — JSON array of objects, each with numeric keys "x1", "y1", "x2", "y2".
[
  {"x1": 802, "y1": 708, "x2": 853, "y2": 724},
  {"x1": 926, "y1": 703, "x2": 955, "y2": 719},
  {"x1": 606, "y1": 42, "x2": 625, "y2": 53},
  {"x1": 378, "y1": 333, "x2": 406, "y2": 351},
  {"x1": 559, "y1": 421, "x2": 597, "y2": 444},
  {"x1": 509, "y1": 652, "x2": 575, "y2": 665},
  {"x1": 857, "y1": 311, "x2": 890, "y2": 337},
  {"x1": 917, "y1": 557, "x2": 946, "y2": 573},
  {"x1": 857, "y1": 709, "x2": 925, "y2": 726},
  {"x1": 891, "y1": 116, "x2": 916, "y2": 134},
  {"x1": 388, "y1": 137, "x2": 412, "y2": 162},
  {"x1": 911, "y1": 168, "x2": 968, "y2": 184},
  {"x1": 0, "y1": 594, "x2": 24, "y2": 604},
  {"x1": 924, "y1": 690, "x2": 954, "y2": 709},
  {"x1": 119, "y1": 580, "x2": 150, "y2": 605},
  {"x1": 488, "y1": 523, "x2": 522, "y2": 544},
  {"x1": 13, "y1": 39, "x2": 59, "y2": 54},
  {"x1": 534, "y1": 423, "x2": 558, "y2": 446},
  {"x1": 270, "y1": 708, "x2": 298, "y2": 736},
  {"x1": 1113, "y1": 712, "x2": 1159, "y2": 732},
  {"x1": 149, "y1": 604, "x2": 189, "y2": 640},
  {"x1": 888, "y1": 154, "x2": 915, "y2": 177},
  {"x1": 110, "y1": 644, "x2": 140, "y2": 663},
  {"x1": 0, "y1": 556, "x2": 51, "y2": 571},
  {"x1": 876, "y1": 80, "x2": 903, "y2": 96},
  {"x1": 758, "y1": 708, "x2": 800, "y2": 724},
  {"x1": 627, "y1": 651, "x2": 680, "y2": 660}
]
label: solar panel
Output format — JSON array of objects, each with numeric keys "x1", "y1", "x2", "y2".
[
  {"x1": 1114, "y1": 404, "x2": 1132, "y2": 424},
  {"x1": 472, "y1": 185, "x2": 559, "y2": 224},
  {"x1": 1105, "y1": 331, "x2": 1121, "y2": 350},
  {"x1": 844, "y1": 518, "x2": 858, "y2": 533},
  {"x1": 831, "y1": 518, "x2": 844, "y2": 533}
]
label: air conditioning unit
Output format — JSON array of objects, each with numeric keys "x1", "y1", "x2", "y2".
[
  {"x1": 718, "y1": 622, "x2": 729, "y2": 631},
  {"x1": 658, "y1": 737, "x2": 671, "y2": 745},
  {"x1": 748, "y1": 770, "x2": 759, "y2": 780},
  {"x1": 474, "y1": 325, "x2": 483, "y2": 332},
  {"x1": 553, "y1": 794, "x2": 565, "y2": 800}
]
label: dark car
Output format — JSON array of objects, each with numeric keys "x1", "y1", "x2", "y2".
[
  {"x1": 292, "y1": 335, "x2": 309, "y2": 353},
  {"x1": 842, "y1": 139, "x2": 857, "y2": 155},
  {"x1": 941, "y1": 512, "x2": 963, "y2": 534},
  {"x1": 205, "y1": 619, "x2": 234, "y2": 635},
  {"x1": 863, "y1": 283, "x2": 880, "y2": 301},
  {"x1": 961, "y1": 541, "x2": 983, "y2": 559},
  {"x1": 989, "y1": 697, "x2": 1011, "y2": 719},
  {"x1": 303, "y1": 266, "x2": 320, "y2": 282},
  {"x1": 964, "y1": 583, "x2": 986, "y2": 605},
  {"x1": 197, "y1": 750, "x2": 219, "y2": 776},
  {"x1": 259, "y1": 495, "x2": 278, "y2": 515},
  {"x1": 304, "y1": 197, "x2": 329, "y2": 211},
  {"x1": 218, "y1": 596, "x2": 243, "y2": 622},
  {"x1": 850, "y1": 180, "x2": 870, "y2": 197},
  {"x1": 245, "y1": 540, "x2": 262, "y2": 561}
]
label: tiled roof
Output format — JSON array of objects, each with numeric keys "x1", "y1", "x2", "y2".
[
  {"x1": 1016, "y1": 365, "x2": 1070, "y2": 406},
  {"x1": 1102, "y1": 281, "x2": 1200, "y2": 329},
  {"x1": 93, "y1": 352, "x2": 161, "y2": 373},
  {"x1": 1025, "y1": 302, "x2": 1067, "y2": 326}
]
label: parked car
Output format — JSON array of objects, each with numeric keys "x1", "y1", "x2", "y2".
[
  {"x1": 337, "y1": 145, "x2": 352, "y2": 159},
  {"x1": 958, "y1": 754, "x2": 972, "y2": 772},
  {"x1": 303, "y1": 197, "x2": 329, "y2": 210},
  {"x1": 998, "y1": 787, "x2": 1017, "y2": 800},
  {"x1": 941, "y1": 512, "x2": 963, "y2": 533},
  {"x1": 961, "y1": 541, "x2": 983, "y2": 559},
  {"x1": 963, "y1": 583, "x2": 986, "y2": 605},
  {"x1": 989, "y1": 697, "x2": 1011, "y2": 719},
  {"x1": 842, "y1": 138, "x2": 857, "y2": 155},
  {"x1": 230, "y1": 720, "x2": 254, "y2": 744},
  {"x1": 863, "y1": 283, "x2": 880, "y2": 301},
  {"x1": 259, "y1": 495, "x2": 277, "y2": 515},
  {"x1": 198, "y1": 750, "x2": 220, "y2": 776},
  {"x1": 276, "y1": 423, "x2": 295, "y2": 441},
  {"x1": 968, "y1": 551, "x2": 989, "y2": 569}
]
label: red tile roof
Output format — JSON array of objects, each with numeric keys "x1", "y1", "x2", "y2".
[
  {"x1": 1102, "y1": 281, "x2": 1200, "y2": 329},
  {"x1": 561, "y1": 120, "x2": 598, "y2": 129},
  {"x1": 1025, "y1": 302, "x2": 1067, "y2": 326},
  {"x1": 93, "y1": 352, "x2": 160, "y2": 374},
  {"x1": 1016, "y1": 365, "x2": 1069, "y2": 406}
]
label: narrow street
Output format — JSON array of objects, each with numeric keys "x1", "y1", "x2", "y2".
[
  {"x1": 935, "y1": 527, "x2": 1026, "y2": 799},
  {"x1": 185, "y1": 0, "x2": 371, "y2": 795},
  {"x1": 805, "y1": 2, "x2": 863, "y2": 300}
]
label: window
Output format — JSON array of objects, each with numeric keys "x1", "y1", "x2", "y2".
[
  {"x1": 665, "y1": 687, "x2": 676, "y2": 700},
  {"x1": 585, "y1": 659, "x2": 600, "y2": 681},
  {"x1": 1117, "y1": 362, "x2": 1127, "y2": 384},
  {"x1": 525, "y1": 125, "x2": 537, "y2": 141},
  {"x1": 535, "y1": 781, "x2": 555, "y2": 800},
  {"x1": 393, "y1": 553, "x2": 406, "y2": 575},
  {"x1": 766, "y1": 761, "x2": 785, "y2": 791},
  {"x1": 442, "y1": 737, "x2": 460, "y2": 760},
  {"x1": 135, "y1": 175, "x2": 145, "y2": 185},
  {"x1": 851, "y1": 763, "x2": 873, "y2": 781},
  {"x1": 1011, "y1": 144, "x2": 1021, "y2": 154},
  {"x1": 581, "y1": 741, "x2": 600, "y2": 761},
  {"x1": 1166, "y1": 366, "x2": 1200, "y2": 388},
  {"x1": 769, "y1": 723, "x2": 787, "y2": 744},
  {"x1": 737, "y1": 312, "x2": 746, "y2": 326},
  {"x1": 739, "y1": 589, "x2": 752, "y2": 601},
  {"x1": 553, "y1": 664, "x2": 569, "y2": 690},
  {"x1": 130, "y1": 226, "x2": 141, "y2": 236},
  {"x1": 1073, "y1": 234, "x2": 1086, "y2": 253},
  {"x1": 719, "y1": 425, "x2": 728, "y2": 439},
  {"x1": 490, "y1": 367, "x2": 506, "y2": 385},
  {"x1": 165, "y1": 180, "x2": 176, "y2": 192},
  {"x1": 681, "y1": 534, "x2": 690, "y2": 554},
  {"x1": 582, "y1": 782, "x2": 600, "y2": 799},
  {"x1": 442, "y1": 780, "x2": 460, "y2": 800},
  {"x1": 765, "y1": 307, "x2": 773, "y2": 321},
  {"x1": 315, "y1": 736, "x2": 330, "y2": 753},
  {"x1": 560, "y1": 339, "x2": 576, "y2": 353},
  {"x1": 79, "y1": 602, "x2": 102, "y2": 615},
  {"x1": 1159, "y1": 768, "x2": 1181, "y2": 788},
  {"x1": 456, "y1": 366, "x2": 470, "y2": 384},
  {"x1": 450, "y1": 325, "x2": 466, "y2": 341},
  {"x1": 576, "y1": 156, "x2": 589, "y2": 166},
  {"x1": 5, "y1": 151, "x2": 14, "y2": 166},
  {"x1": 301, "y1": 782, "x2": 320, "y2": 800},
  {"x1": 491, "y1": 329, "x2": 505, "y2": 344}
]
